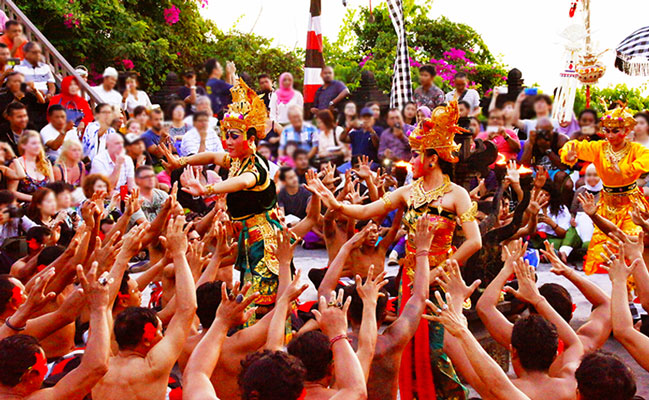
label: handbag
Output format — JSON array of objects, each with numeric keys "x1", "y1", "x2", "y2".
[{"x1": 59, "y1": 99, "x2": 85, "y2": 126}]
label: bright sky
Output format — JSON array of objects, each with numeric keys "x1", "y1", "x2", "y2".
[{"x1": 202, "y1": 0, "x2": 649, "y2": 94}]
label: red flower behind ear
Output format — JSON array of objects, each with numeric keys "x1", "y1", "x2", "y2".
[
  {"x1": 11, "y1": 286, "x2": 24, "y2": 307},
  {"x1": 142, "y1": 322, "x2": 157, "y2": 342},
  {"x1": 117, "y1": 292, "x2": 131, "y2": 302},
  {"x1": 572, "y1": 303, "x2": 577, "y2": 313},
  {"x1": 27, "y1": 238, "x2": 39, "y2": 251},
  {"x1": 32, "y1": 352, "x2": 48, "y2": 377},
  {"x1": 36, "y1": 264, "x2": 47, "y2": 272}
]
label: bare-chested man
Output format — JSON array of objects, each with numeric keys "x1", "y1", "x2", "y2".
[{"x1": 92, "y1": 216, "x2": 196, "y2": 400}]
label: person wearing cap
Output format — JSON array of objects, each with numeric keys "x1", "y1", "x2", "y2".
[
  {"x1": 340, "y1": 106, "x2": 381, "y2": 162},
  {"x1": 177, "y1": 70, "x2": 206, "y2": 116},
  {"x1": 92, "y1": 67, "x2": 122, "y2": 108},
  {"x1": 124, "y1": 132, "x2": 152, "y2": 168}
]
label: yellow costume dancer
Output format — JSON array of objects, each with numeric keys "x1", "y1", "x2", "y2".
[{"x1": 560, "y1": 105, "x2": 649, "y2": 274}]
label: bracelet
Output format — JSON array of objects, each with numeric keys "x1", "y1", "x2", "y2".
[
  {"x1": 329, "y1": 333, "x2": 349, "y2": 347},
  {"x1": 178, "y1": 157, "x2": 188, "y2": 167},
  {"x1": 415, "y1": 250, "x2": 429, "y2": 258},
  {"x1": 381, "y1": 193, "x2": 392, "y2": 209},
  {"x1": 204, "y1": 184, "x2": 218, "y2": 196},
  {"x1": 5, "y1": 317, "x2": 25, "y2": 331}
]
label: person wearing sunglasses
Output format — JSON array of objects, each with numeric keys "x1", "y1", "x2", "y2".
[
  {"x1": 163, "y1": 78, "x2": 282, "y2": 325},
  {"x1": 561, "y1": 104, "x2": 649, "y2": 275}
]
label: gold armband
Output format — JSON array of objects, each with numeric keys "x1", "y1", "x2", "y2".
[
  {"x1": 222, "y1": 153, "x2": 232, "y2": 169},
  {"x1": 204, "y1": 184, "x2": 218, "y2": 196},
  {"x1": 179, "y1": 157, "x2": 188, "y2": 167},
  {"x1": 458, "y1": 201, "x2": 478, "y2": 224},
  {"x1": 381, "y1": 193, "x2": 393, "y2": 208}
]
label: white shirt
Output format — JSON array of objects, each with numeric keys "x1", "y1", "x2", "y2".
[
  {"x1": 82, "y1": 121, "x2": 115, "y2": 159},
  {"x1": 14, "y1": 61, "x2": 55, "y2": 94},
  {"x1": 123, "y1": 90, "x2": 152, "y2": 115},
  {"x1": 445, "y1": 89, "x2": 481, "y2": 111},
  {"x1": 40, "y1": 123, "x2": 80, "y2": 160},
  {"x1": 90, "y1": 150, "x2": 134, "y2": 189},
  {"x1": 180, "y1": 127, "x2": 224, "y2": 157},
  {"x1": 538, "y1": 205, "x2": 571, "y2": 236},
  {"x1": 92, "y1": 85, "x2": 123, "y2": 109},
  {"x1": 316, "y1": 126, "x2": 345, "y2": 157},
  {"x1": 183, "y1": 115, "x2": 219, "y2": 131},
  {"x1": 269, "y1": 91, "x2": 304, "y2": 125}
]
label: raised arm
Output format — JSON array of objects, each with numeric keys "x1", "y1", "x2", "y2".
[
  {"x1": 450, "y1": 186, "x2": 481, "y2": 265},
  {"x1": 265, "y1": 270, "x2": 308, "y2": 351},
  {"x1": 354, "y1": 265, "x2": 387, "y2": 380},
  {"x1": 161, "y1": 141, "x2": 229, "y2": 170},
  {"x1": 182, "y1": 166, "x2": 256, "y2": 197},
  {"x1": 147, "y1": 216, "x2": 197, "y2": 375}
]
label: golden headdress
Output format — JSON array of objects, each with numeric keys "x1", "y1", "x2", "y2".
[
  {"x1": 220, "y1": 78, "x2": 268, "y2": 139},
  {"x1": 408, "y1": 100, "x2": 467, "y2": 163},
  {"x1": 601, "y1": 102, "x2": 636, "y2": 131}
]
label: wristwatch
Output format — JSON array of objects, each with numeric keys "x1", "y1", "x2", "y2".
[
  {"x1": 329, "y1": 101, "x2": 334, "y2": 107},
  {"x1": 544, "y1": 149, "x2": 552, "y2": 155}
]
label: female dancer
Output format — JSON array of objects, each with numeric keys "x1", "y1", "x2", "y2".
[
  {"x1": 162, "y1": 78, "x2": 281, "y2": 320},
  {"x1": 306, "y1": 101, "x2": 481, "y2": 400},
  {"x1": 561, "y1": 104, "x2": 649, "y2": 274}
]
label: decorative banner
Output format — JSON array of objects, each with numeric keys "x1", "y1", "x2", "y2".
[
  {"x1": 387, "y1": 0, "x2": 413, "y2": 110},
  {"x1": 303, "y1": 0, "x2": 325, "y2": 114},
  {"x1": 615, "y1": 26, "x2": 649, "y2": 77}
]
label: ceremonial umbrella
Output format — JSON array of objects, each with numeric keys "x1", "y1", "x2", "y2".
[{"x1": 615, "y1": 26, "x2": 649, "y2": 76}]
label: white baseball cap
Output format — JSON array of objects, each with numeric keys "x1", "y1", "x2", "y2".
[{"x1": 102, "y1": 67, "x2": 118, "y2": 78}]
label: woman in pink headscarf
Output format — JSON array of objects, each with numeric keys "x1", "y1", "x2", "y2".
[{"x1": 269, "y1": 72, "x2": 303, "y2": 125}]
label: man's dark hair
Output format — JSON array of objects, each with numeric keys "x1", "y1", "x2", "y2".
[
  {"x1": 293, "y1": 148, "x2": 308, "y2": 159},
  {"x1": 182, "y1": 70, "x2": 196, "y2": 78},
  {"x1": 287, "y1": 331, "x2": 332, "y2": 382},
  {"x1": 36, "y1": 245, "x2": 65, "y2": 268},
  {"x1": 5, "y1": 101, "x2": 27, "y2": 117},
  {"x1": 196, "y1": 281, "x2": 225, "y2": 329},
  {"x1": 94, "y1": 103, "x2": 111, "y2": 114},
  {"x1": 113, "y1": 272, "x2": 132, "y2": 310},
  {"x1": 26, "y1": 226, "x2": 51, "y2": 245},
  {"x1": 278, "y1": 166, "x2": 295, "y2": 182},
  {"x1": 47, "y1": 104, "x2": 66, "y2": 117},
  {"x1": 258, "y1": 73, "x2": 271, "y2": 81},
  {"x1": 23, "y1": 42, "x2": 38, "y2": 54},
  {"x1": 113, "y1": 307, "x2": 159, "y2": 349},
  {"x1": 239, "y1": 350, "x2": 305, "y2": 400},
  {"x1": 135, "y1": 165, "x2": 154, "y2": 179},
  {"x1": 0, "y1": 274, "x2": 17, "y2": 314},
  {"x1": 536, "y1": 283, "x2": 573, "y2": 322},
  {"x1": 4, "y1": 20, "x2": 20, "y2": 31},
  {"x1": 454, "y1": 72, "x2": 468, "y2": 79},
  {"x1": 511, "y1": 314, "x2": 558, "y2": 372},
  {"x1": 419, "y1": 64, "x2": 436, "y2": 77},
  {"x1": 193, "y1": 110, "x2": 210, "y2": 122},
  {"x1": 0, "y1": 43, "x2": 7, "y2": 49},
  {"x1": 45, "y1": 181, "x2": 73, "y2": 195},
  {"x1": 149, "y1": 108, "x2": 163, "y2": 117},
  {"x1": 0, "y1": 190, "x2": 15, "y2": 206},
  {"x1": 458, "y1": 100, "x2": 471, "y2": 110},
  {"x1": 575, "y1": 351, "x2": 636, "y2": 400},
  {"x1": 579, "y1": 108, "x2": 598, "y2": 121},
  {"x1": 343, "y1": 282, "x2": 388, "y2": 324},
  {"x1": 387, "y1": 107, "x2": 401, "y2": 116},
  {"x1": 205, "y1": 58, "x2": 219, "y2": 75},
  {"x1": 132, "y1": 105, "x2": 148, "y2": 117},
  {"x1": 0, "y1": 334, "x2": 41, "y2": 387},
  {"x1": 534, "y1": 94, "x2": 553, "y2": 106}
]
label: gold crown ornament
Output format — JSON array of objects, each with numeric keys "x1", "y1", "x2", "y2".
[
  {"x1": 408, "y1": 100, "x2": 467, "y2": 163},
  {"x1": 601, "y1": 102, "x2": 636, "y2": 131},
  {"x1": 220, "y1": 78, "x2": 268, "y2": 139}
]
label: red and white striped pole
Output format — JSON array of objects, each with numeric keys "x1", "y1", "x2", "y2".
[{"x1": 303, "y1": 0, "x2": 325, "y2": 119}]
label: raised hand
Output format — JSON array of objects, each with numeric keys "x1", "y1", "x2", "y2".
[
  {"x1": 630, "y1": 204, "x2": 649, "y2": 231},
  {"x1": 21, "y1": 269, "x2": 57, "y2": 315},
  {"x1": 414, "y1": 214, "x2": 436, "y2": 250},
  {"x1": 276, "y1": 229, "x2": 298, "y2": 267},
  {"x1": 77, "y1": 261, "x2": 111, "y2": 310},
  {"x1": 563, "y1": 142, "x2": 578, "y2": 164},
  {"x1": 347, "y1": 223, "x2": 372, "y2": 248},
  {"x1": 436, "y1": 260, "x2": 481, "y2": 303},
  {"x1": 540, "y1": 240, "x2": 571, "y2": 276},
  {"x1": 355, "y1": 155, "x2": 372, "y2": 180},
  {"x1": 601, "y1": 243, "x2": 637, "y2": 284},
  {"x1": 161, "y1": 215, "x2": 190, "y2": 256},
  {"x1": 160, "y1": 142, "x2": 181, "y2": 171},
  {"x1": 533, "y1": 165, "x2": 547, "y2": 189},
  {"x1": 181, "y1": 167, "x2": 206, "y2": 197},
  {"x1": 119, "y1": 222, "x2": 150, "y2": 260},
  {"x1": 124, "y1": 187, "x2": 141, "y2": 216},
  {"x1": 346, "y1": 181, "x2": 368, "y2": 205},
  {"x1": 505, "y1": 160, "x2": 520, "y2": 185},
  {"x1": 423, "y1": 291, "x2": 467, "y2": 337},
  {"x1": 355, "y1": 265, "x2": 388, "y2": 304},
  {"x1": 528, "y1": 190, "x2": 549, "y2": 215},
  {"x1": 282, "y1": 269, "x2": 309, "y2": 302},
  {"x1": 312, "y1": 289, "x2": 352, "y2": 338},
  {"x1": 215, "y1": 281, "x2": 259, "y2": 328},
  {"x1": 504, "y1": 258, "x2": 540, "y2": 304},
  {"x1": 577, "y1": 192, "x2": 598, "y2": 217}
]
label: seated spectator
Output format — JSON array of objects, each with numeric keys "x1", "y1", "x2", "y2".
[
  {"x1": 476, "y1": 108, "x2": 521, "y2": 160},
  {"x1": 205, "y1": 58, "x2": 235, "y2": 115},
  {"x1": 9, "y1": 130, "x2": 53, "y2": 201},
  {"x1": 445, "y1": 72, "x2": 480, "y2": 115},
  {"x1": 0, "y1": 190, "x2": 35, "y2": 250},
  {"x1": 132, "y1": 105, "x2": 150, "y2": 131},
  {"x1": 338, "y1": 101, "x2": 358, "y2": 129},
  {"x1": 0, "y1": 43, "x2": 12, "y2": 78},
  {"x1": 180, "y1": 111, "x2": 224, "y2": 157},
  {"x1": 278, "y1": 166, "x2": 312, "y2": 220},
  {"x1": 167, "y1": 101, "x2": 191, "y2": 141},
  {"x1": 0, "y1": 141, "x2": 22, "y2": 189},
  {"x1": 257, "y1": 73, "x2": 274, "y2": 111},
  {"x1": 0, "y1": 20, "x2": 26, "y2": 60},
  {"x1": 378, "y1": 108, "x2": 412, "y2": 162},
  {"x1": 122, "y1": 73, "x2": 152, "y2": 116},
  {"x1": 458, "y1": 100, "x2": 471, "y2": 118},
  {"x1": 82, "y1": 173, "x2": 111, "y2": 200},
  {"x1": 402, "y1": 101, "x2": 417, "y2": 125},
  {"x1": 93, "y1": 67, "x2": 122, "y2": 108},
  {"x1": 48, "y1": 76, "x2": 94, "y2": 128},
  {"x1": 257, "y1": 141, "x2": 280, "y2": 181},
  {"x1": 314, "y1": 109, "x2": 345, "y2": 165},
  {"x1": 632, "y1": 112, "x2": 649, "y2": 147},
  {"x1": 125, "y1": 119, "x2": 143, "y2": 135},
  {"x1": 293, "y1": 148, "x2": 313, "y2": 185},
  {"x1": 125, "y1": 133, "x2": 151, "y2": 169},
  {"x1": 570, "y1": 109, "x2": 599, "y2": 141},
  {"x1": 416, "y1": 105, "x2": 431, "y2": 125},
  {"x1": 269, "y1": 72, "x2": 303, "y2": 126},
  {"x1": 90, "y1": 133, "x2": 135, "y2": 191},
  {"x1": 414, "y1": 64, "x2": 445, "y2": 109},
  {"x1": 310, "y1": 66, "x2": 350, "y2": 114},
  {"x1": 13, "y1": 42, "x2": 55, "y2": 97},
  {"x1": 514, "y1": 92, "x2": 559, "y2": 139},
  {"x1": 530, "y1": 183, "x2": 571, "y2": 249},
  {"x1": 141, "y1": 108, "x2": 167, "y2": 161},
  {"x1": 53, "y1": 140, "x2": 86, "y2": 187},
  {"x1": 340, "y1": 107, "x2": 380, "y2": 161},
  {"x1": 131, "y1": 165, "x2": 168, "y2": 224},
  {"x1": 82, "y1": 103, "x2": 116, "y2": 159},
  {"x1": 40, "y1": 105, "x2": 80, "y2": 161},
  {"x1": 279, "y1": 105, "x2": 318, "y2": 159},
  {"x1": 25, "y1": 187, "x2": 58, "y2": 228},
  {"x1": 183, "y1": 95, "x2": 218, "y2": 131},
  {"x1": 177, "y1": 70, "x2": 206, "y2": 115},
  {"x1": 0, "y1": 72, "x2": 45, "y2": 128},
  {"x1": 563, "y1": 163, "x2": 601, "y2": 262}
]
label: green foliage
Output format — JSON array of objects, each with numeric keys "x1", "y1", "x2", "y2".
[
  {"x1": 16, "y1": 0, "x2": 303, "y2": 92},
  {"x1": 574, "y1": 84, "x2": 649, "y2": 115}
]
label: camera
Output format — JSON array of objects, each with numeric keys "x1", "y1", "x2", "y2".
[{"x1": 4, "y1": 204, "x2": 22, "y2": 219}]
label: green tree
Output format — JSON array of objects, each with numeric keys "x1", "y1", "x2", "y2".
[{"x1": 573, "y1": 84, "x2": 649, "y2": 115}]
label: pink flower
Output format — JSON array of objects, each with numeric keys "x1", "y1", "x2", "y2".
[
  {"x1": 359, "y1": 53, "x2": 373, "y2": 68},
  {"x1": 409, "y1": 57, "x2": 421, "y2": 68},
  {"x1": 63, "y1": 13, "x2": 80, "y2": 29},
  {"x1": 176, "y1": 52, "x2": 181, "y2": 56},
  {"x1": 199, "y1": 0, "x2": 208, "y2": 8},
  {"x1": 122, "y1": 59, "x2": 134, "y2": 70},
  {"x1": 164, "y1": 5, "x2": 180, "y2": 26}
]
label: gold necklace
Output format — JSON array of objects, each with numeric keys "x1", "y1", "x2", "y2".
[
  {"x1": 410, "y1": 175, "x2": 452, "y2": 209},
  {"x1": 604, "y1": 141, "x2": 630, "y2": 173}
]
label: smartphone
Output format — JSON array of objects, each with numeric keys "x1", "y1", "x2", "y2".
[
  {"x1": 581, "y1": 126, "x2": 596, "y2": 135},
  {"x1": 486, "y1": 126, "x2": 499, "y2": 133},
  {"x1": 497, "y1": 86, "x2": 508, "y2": 94},
  {"x1": 119, "y1": 185, "x2": 128, "y2": 213},
  {"x1": 7, "y1": 58, "x2": 19, "y2": 68},
  {"x1": 524, "y1": 88, "x2": 538, "y2": 96}
]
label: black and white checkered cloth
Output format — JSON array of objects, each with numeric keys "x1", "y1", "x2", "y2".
[
  {"x1": 387, "y1": 0, "x2": 413, "y2": 110},
  {"x1": 615, "y1": 25, "x2": 649, "y2": 76}
]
